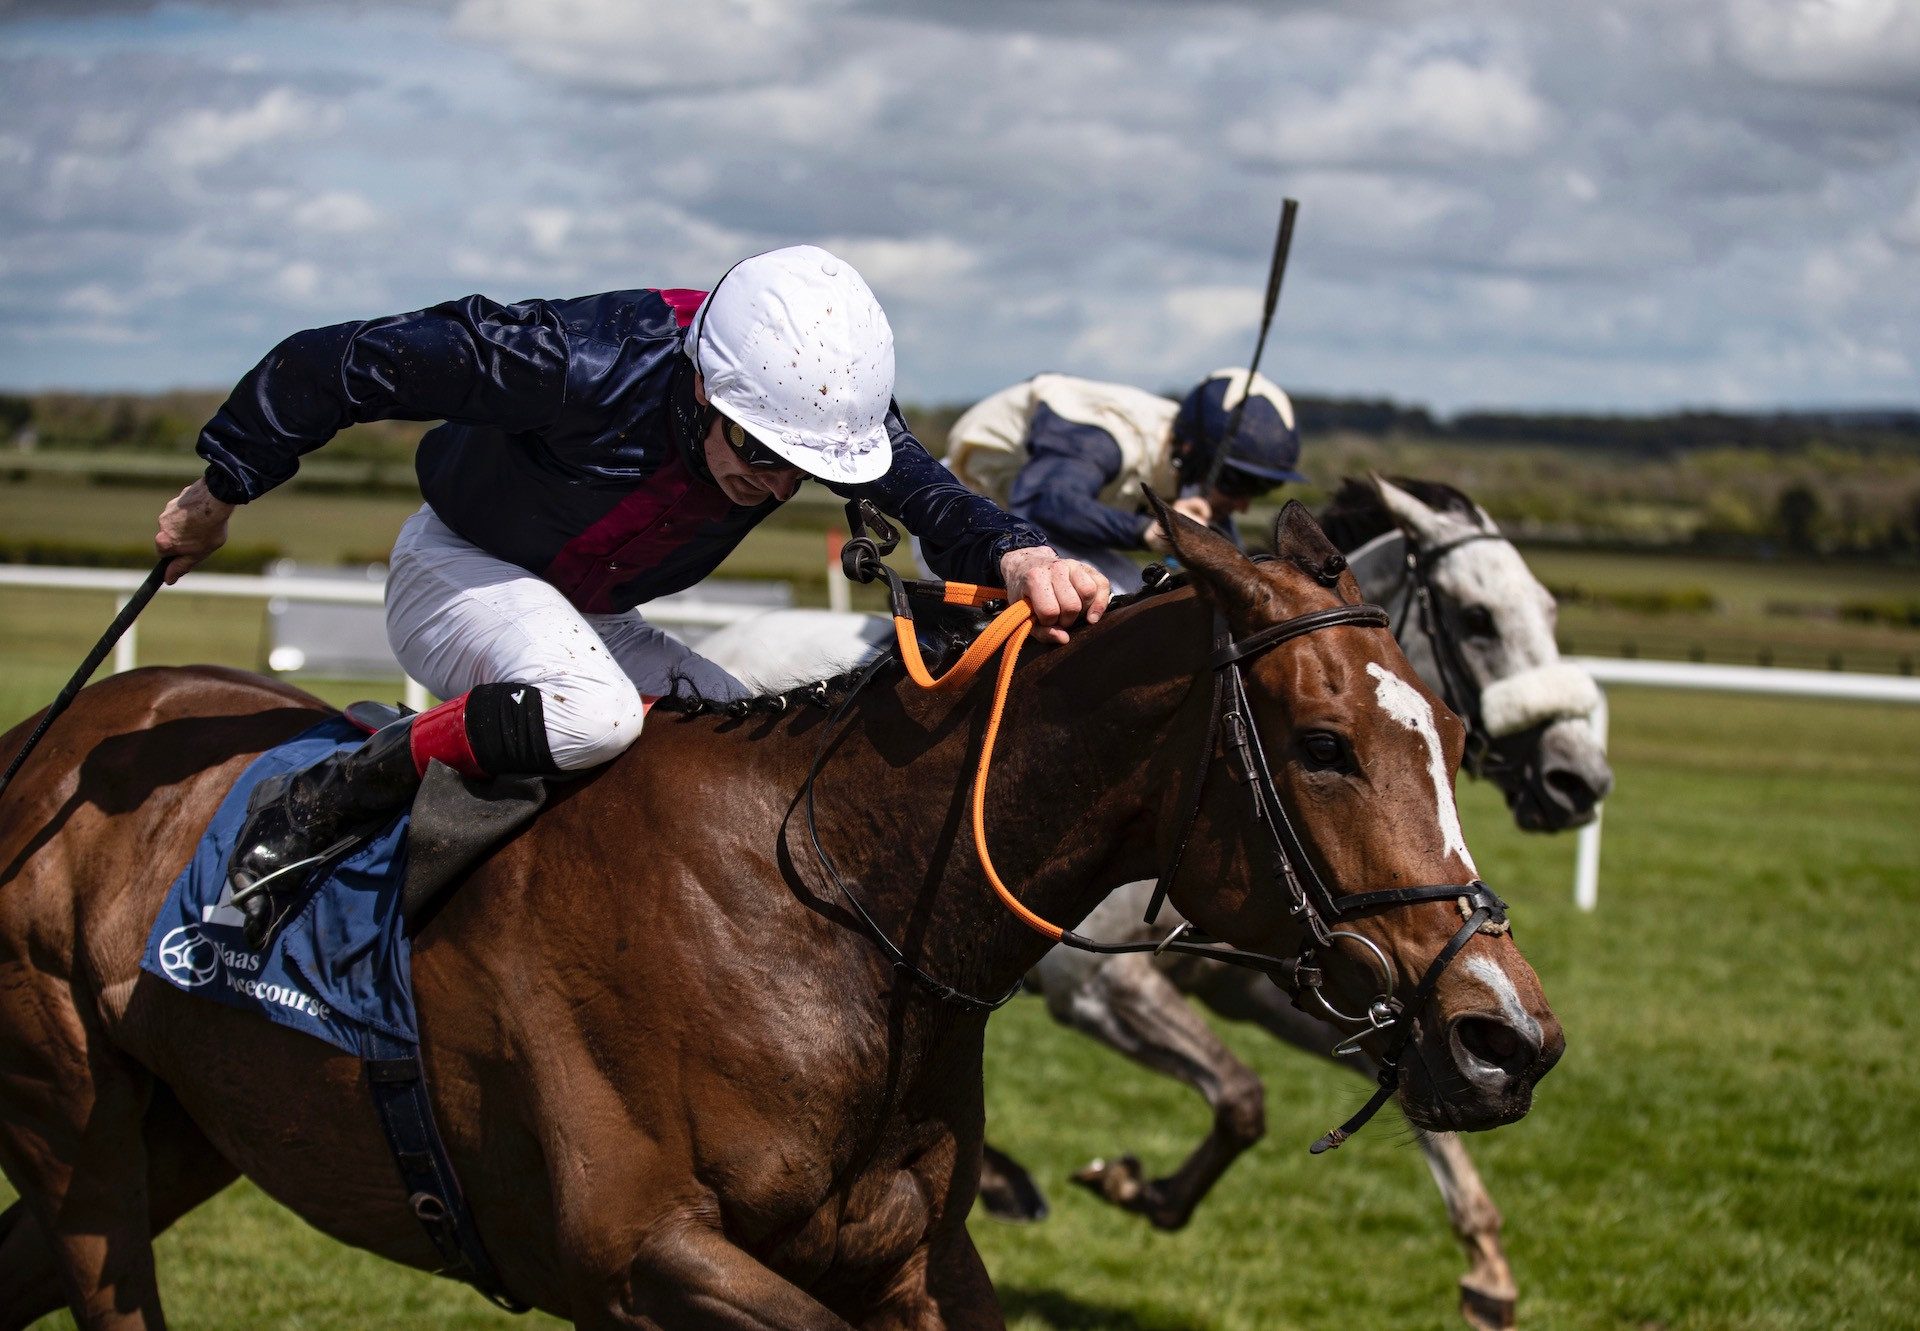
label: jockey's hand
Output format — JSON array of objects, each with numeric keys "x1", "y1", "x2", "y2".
[
  {"x1": 1143, "y1": 495, "x2": 1217, "y2": 552},
  {"x1": 155, "y1": 478, "x2": 236, "y2": 584},
  {"x1": 999, "y1": 546, "x2": 1110, "y2": 645}
]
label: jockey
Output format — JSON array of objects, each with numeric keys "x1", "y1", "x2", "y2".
[
  {"x1": 944, "y1": 369, "x2": 1306, "y2": 594},
  {"x1": 154, "y1": 245, "x2": 1110, "y2": 948}
]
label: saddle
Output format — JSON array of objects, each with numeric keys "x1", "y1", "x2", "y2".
[{"x1": 342, "y1": 701, "x2": 560, "y2": 928}]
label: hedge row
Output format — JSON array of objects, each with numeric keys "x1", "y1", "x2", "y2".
[
  {"x1": 1839, "y1": 599, "x2": 1920, "y2": 628},
  {"x1": 1545, "y1": 583, "x2": 1719, "y2": 615},
  {"x1": 0, "y1": 536, "x2": 284, "y2": 574}
]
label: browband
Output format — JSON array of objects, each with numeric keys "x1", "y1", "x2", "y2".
[{"x1": 1210, "y1": 602, "x2": 1390, "y2": 670}]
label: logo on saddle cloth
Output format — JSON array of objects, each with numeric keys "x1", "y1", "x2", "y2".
[{"x1": 157, "y1": 925, "x2": 220, "y2": 988}]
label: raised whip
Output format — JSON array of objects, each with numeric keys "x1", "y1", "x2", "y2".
[{"x1": 1203, "y1": 196, "x2": 1299, "y2": 495}]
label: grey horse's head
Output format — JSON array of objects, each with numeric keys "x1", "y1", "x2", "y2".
[{"x1": 1332, "y1": 476, "x2": 1614, "y2": 832}]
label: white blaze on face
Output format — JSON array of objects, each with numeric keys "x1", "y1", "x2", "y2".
[{"x1": 1365, "y1": 662, "x2": 1478, "y2": 875}]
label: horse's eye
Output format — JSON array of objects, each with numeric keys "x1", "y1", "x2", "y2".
[
  {"x1": 1298, "y1": 731, "x2": 1348, "y2": 771},
  {"x1": 1461, "y1": 605, "x2": 1496, "y2": 638}
]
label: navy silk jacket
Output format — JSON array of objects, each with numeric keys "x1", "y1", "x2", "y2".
[{"x1": 196, "y1": 288, "x2": 1048, "y2": 613}]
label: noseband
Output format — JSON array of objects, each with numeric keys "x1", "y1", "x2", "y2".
[{"x1": 814, "y1": 503, "x2": 1507, "y2": 1152}]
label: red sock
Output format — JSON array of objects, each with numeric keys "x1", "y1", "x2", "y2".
[{"x1": 408, "y1": 695, "x2": 486, "y2": 778}]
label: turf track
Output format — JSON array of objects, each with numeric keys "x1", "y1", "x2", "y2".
[{"x1": 0, "y1": 629, "x2": 1914, "y2": 1327}]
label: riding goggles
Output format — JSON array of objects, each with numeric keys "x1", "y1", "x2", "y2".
[{"x1": 716, "y1": 412, "x2": 797, "y2": 471}]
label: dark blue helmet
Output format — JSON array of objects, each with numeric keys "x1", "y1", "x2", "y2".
[{"x1": 1175, "y1": 368, "x2": 1306, "y2": 493}]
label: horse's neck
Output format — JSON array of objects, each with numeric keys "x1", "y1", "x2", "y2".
[{"x1": 851, "y1": 593, "x2": 1211, "y2": 1009}]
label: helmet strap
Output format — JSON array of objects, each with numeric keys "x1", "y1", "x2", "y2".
[{"x1": 668, "y1": 355, "x2": 719, "y2": 485}]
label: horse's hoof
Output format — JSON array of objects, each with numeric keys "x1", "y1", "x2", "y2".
[
  {"x1": 1072, "y1": 1155, "x2": 1145, "y2": 1205},
  {"x1": 976, "y1": 1171, "x2": 1050, "y2": 1224},
  {"x1": 1460, "y1": 1281, "x2": 1517, "y2": 1331}
]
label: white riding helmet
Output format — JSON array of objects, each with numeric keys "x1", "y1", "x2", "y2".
[{"x1": 688, "y1": 244, "x2": 896, "y2": 486}]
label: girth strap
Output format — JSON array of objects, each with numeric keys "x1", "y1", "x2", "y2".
[{"x1": 363, "y1": 1031, "x2": 528, "y2": 1313}]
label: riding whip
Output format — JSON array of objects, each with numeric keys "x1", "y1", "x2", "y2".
[
  {"x1": 0, "y1": 557, "x2": 168, "y2": 802},
  {"x1": 1202, "y1": 197, "x2": 1299, "y2": 495}
]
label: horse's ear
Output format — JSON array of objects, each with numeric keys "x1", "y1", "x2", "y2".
[
  {"x1": 1372, "y1": 473, "x2": 1468, "y2": 548},
  {"x1": 1145, "y1": 488, "x2": 1267, "y2": 611},
  {"x1": 1271, "y1": 499, "x2": 1364, "y2": 601}
]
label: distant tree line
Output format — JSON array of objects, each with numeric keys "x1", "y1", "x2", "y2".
[
  {"x1": 1288, "y1": 397, "x2": 1920, "y2": 458},
  {"x1": 5, "y1": 387, "x2": 1917, "y2": 461}
]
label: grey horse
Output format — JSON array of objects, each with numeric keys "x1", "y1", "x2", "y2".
[{"x1": 695, "y1": 475, "x2": 1612, "y2": 1331}]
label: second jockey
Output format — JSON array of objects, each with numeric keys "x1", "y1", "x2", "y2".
[
  {"x1": 944, "y1": 369, "x2": 1306, "y2": 594},
  {"x1": 154, "y1": 245, "x2": 1111, "y2": 948}
]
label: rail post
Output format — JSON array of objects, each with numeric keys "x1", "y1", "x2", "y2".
[
  {"x1": 1572, "y1": 688, "x2": 1608, "y2": 912},
  {"x1": 112, "y1": 594, "x2": 137, "y2": 674}
]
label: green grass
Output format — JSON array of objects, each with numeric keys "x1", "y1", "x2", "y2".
[
  {"x1": 2, "y1": 628, "x2": 1916, "y2": 1326},
  {"x1": 974, "y1": 688, "x2": 1920, "y2": 1331}
]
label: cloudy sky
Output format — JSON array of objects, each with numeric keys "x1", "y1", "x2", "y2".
[{"x1": 2, "y1": 0, "x2": 1916, "y2": 412}]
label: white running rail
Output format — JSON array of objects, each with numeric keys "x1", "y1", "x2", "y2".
[
  {"x1": 7, "y1": 566, "x2": 1918, "y2": 912},
  {"x1": 1564, "y1": 656, "x2": 1920, "y2": 912},
  {"x1": 0, "y1": 564, "x2": 770, "y2": 711}
]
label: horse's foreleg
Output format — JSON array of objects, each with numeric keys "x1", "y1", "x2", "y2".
[
  {"x1": 0, "y1": 1203, "x2": 63, "y2": 1331},
  {"x1": 576, "y1": 1219, "x2": 855, "y2": 1331},
  {"x1": 1047, "y1": 954, "x2": 1265, "y2": 1230},
  {"x1": 974, "y1": 1142, "x2": 1048, "y2": 1223},
  {"x1": 857, "y1": 1226, "x2": 1004, "y2": 1331},
  {"x1": 1418, "y1": 1131, "x2": 1517, "y2": 1331}
]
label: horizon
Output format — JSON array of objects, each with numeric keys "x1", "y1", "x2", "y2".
[{"x1": 7, "y1": 381, "x2": 1920, "y2": 428}]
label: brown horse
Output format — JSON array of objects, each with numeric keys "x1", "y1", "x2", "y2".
[{"x1": 0, "y1": 503, "x2": 1562, "y2": 1329}]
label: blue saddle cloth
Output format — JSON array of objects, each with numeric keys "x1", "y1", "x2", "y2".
[{"x1": 142, "y1": 716, "x2": 418, "y2": 1058}]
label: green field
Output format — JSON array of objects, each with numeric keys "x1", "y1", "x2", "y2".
[{"x1": 2, "y1": 601, "x2": 1917, "y2": 1326}]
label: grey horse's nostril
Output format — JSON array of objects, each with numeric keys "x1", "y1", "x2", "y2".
[
  {"x1": 1454, "y1": 1015, "x2": 1537, "y2": 1080},
  {"x1": 1542, "y1": 765, "x2": 1599, "y2": 813}
]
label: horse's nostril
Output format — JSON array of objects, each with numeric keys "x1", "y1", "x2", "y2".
[
  {"x1": 1542, "y1": 766, "x2": 1597, "y2": 812},
  {"x1": 1455, "y1": 1016, "x2": 1535, "y2": 1078}
]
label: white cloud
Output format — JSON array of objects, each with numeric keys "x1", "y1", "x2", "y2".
[
  {"x1": 520, "y1": 207, "x2": 574, "y2": 255},
  {"x1": 59, "y1": 282, "x2": 130, "y2": 319},
  {"x1": 1724, "y1": 0, "x2": 1920, "y2": 92},
  {"x1": 293, "y1": 190, "x2": 380, "y2": 234},
  {"x1": 449, "y1": 0, "x2": 832, "y2": 93},
  {"x1": 273, "y1": 259, "x2": 321, "y2": 301},
  {"x1": 1889, "y1": 185, "x2": 1920, "y2": 249},
  {"x1": 1235, "y1": 47, "x2": 1550, "y2": 166},
  {"x1": 152, "y1": 88, "x2": 333, "y2": 171},
  {"x1": 816, "y1": 235, "x2": 976, "y2": 299}
]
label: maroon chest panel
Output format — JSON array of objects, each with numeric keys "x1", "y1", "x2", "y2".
[{"x1": 542, "y1": 451, "x2": 739, "y2": 613}]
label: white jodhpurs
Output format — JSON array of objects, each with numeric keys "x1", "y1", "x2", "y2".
[{"x1": 384, "y1": 506, "x2": 750, "y2": 771}]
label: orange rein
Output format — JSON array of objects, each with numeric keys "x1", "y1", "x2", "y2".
[{"x1": 888, "y1": 583, "x2": 1064, "y2": 942}]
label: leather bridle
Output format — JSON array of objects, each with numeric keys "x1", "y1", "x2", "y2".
[
  {"x1": 1384, "y1": 531, "x2": 1510, "y2": 780},
  {"x1": 1137, "y1": 573, "x2": 1508, "y2": 1152},
  {"x1": 805, "y1": 504, "x2": 1509, "y2": 1151}
]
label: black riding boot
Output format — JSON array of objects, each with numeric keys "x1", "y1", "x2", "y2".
[{"x1": 229, "y1": 718, "x2": 422, "y2": 950}]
